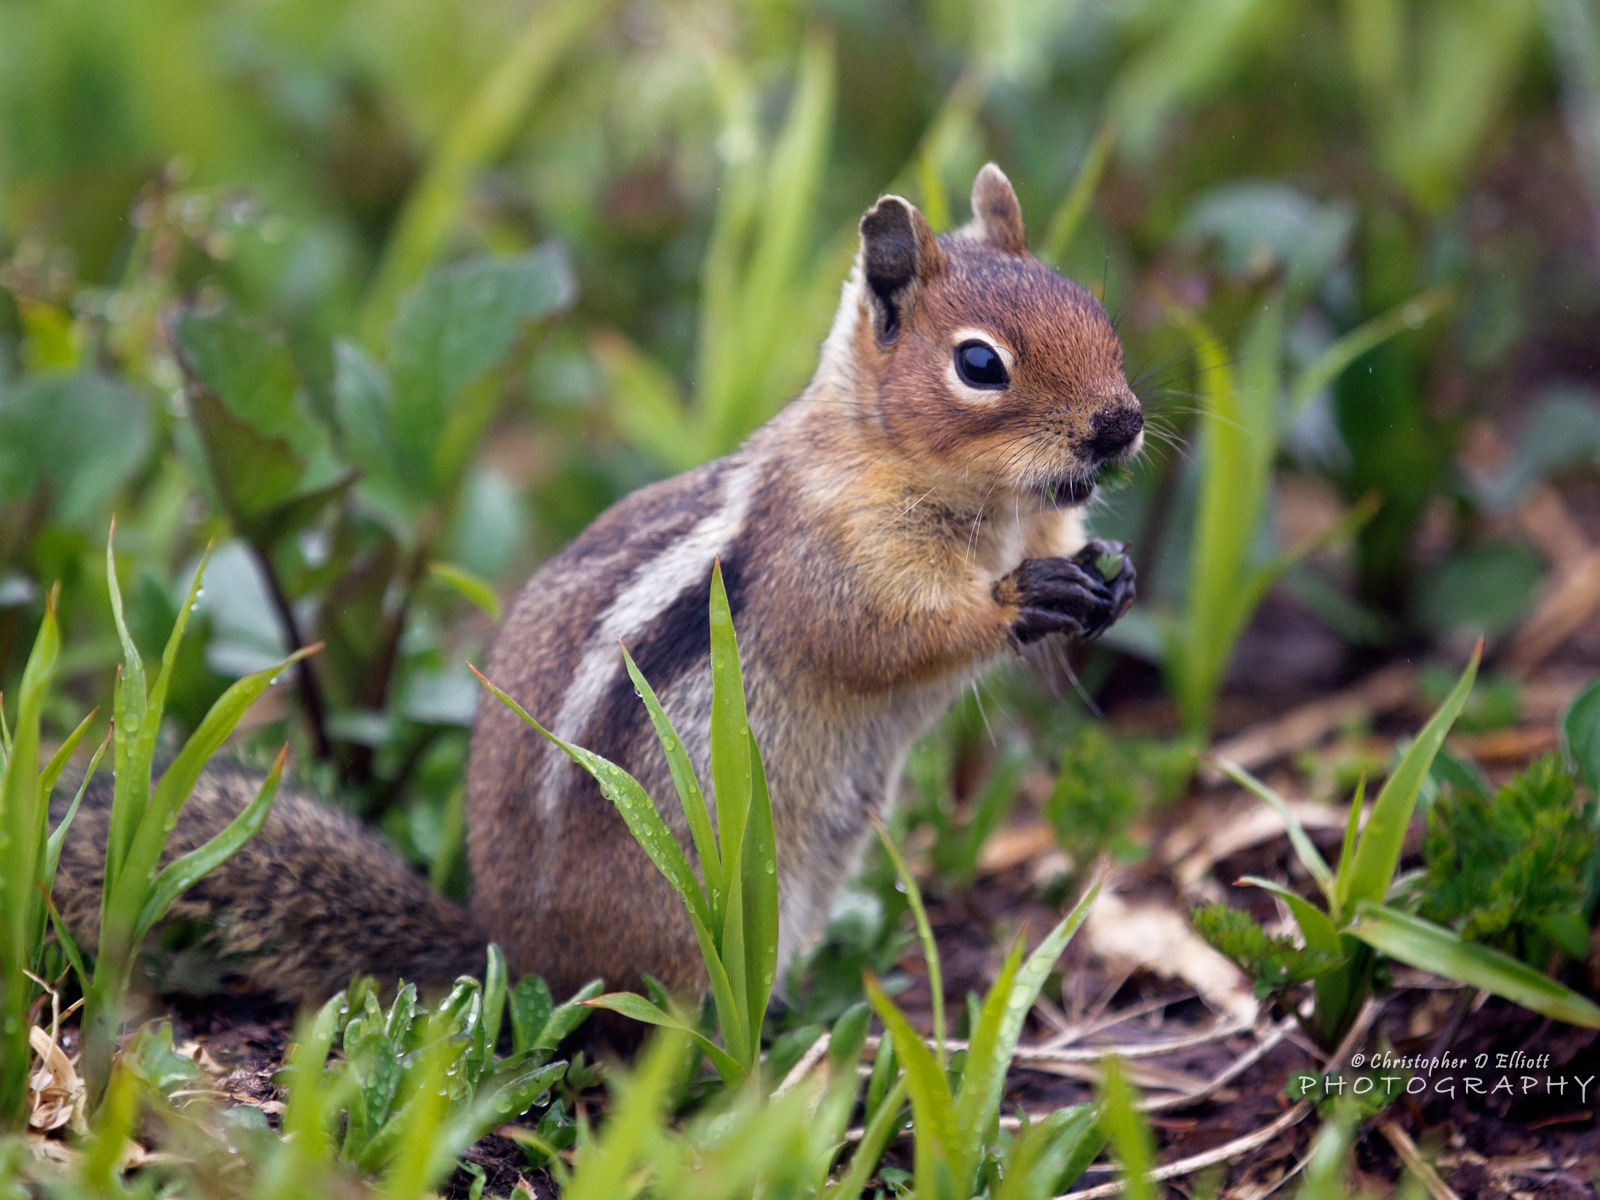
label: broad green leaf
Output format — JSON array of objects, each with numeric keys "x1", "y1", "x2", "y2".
[
  {"x1": 865, "y1": 974, "x2": 959, "y2": 1192},
  {"x1": 1340, "y1": 643, "x2": 1480, "y2": 912},
  {"x1": 428, "y1": 561, "x2": 504, "y2": 622},
  {"x1": 0, "y1": 372, "x2": 149, "y2": 525},
  {"x1": 1561, "y1": 677, "x2": 1600, "y2": 790},
  {"x1": 1348, "y1": 901, "x2": 1600, "y2": 1028},
  {"x1": 133, "y1": 745, "x2": 286, "y2": 943},
  {"x1": 386, "y1": 247, "x2": 575, "y2": 497},
  {"x1": 582, "y1": 993, "x2": 744, "y2": 1087},
  {"x1": 174, "y1": 317, "x2": 309, "y2": 523},
  {"x1": 1214, "y1": 759, "x2": 1336, "y2": 911}
]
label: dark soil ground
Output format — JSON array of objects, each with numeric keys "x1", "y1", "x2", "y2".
[{"x1": 148, "y1": 628, "x2": 1600, "y2": 1198}]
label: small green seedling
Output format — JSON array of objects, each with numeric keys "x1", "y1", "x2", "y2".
[
  {"x1": 864, "y1": 830, "x2": 1103, "y2": 1200},
  {"x1": 0, "y1": 587, "x2": 105, "y2": 1130},
  {"x1": 1201, "y1": 643, "x2": 1600, "y2": 1043},
  {"x1": 475, "y1": 561, "x2": 778, "y2": 1087},
  {"x1": 79, "y1": 528, "x2": 316, "y2": 1105}
]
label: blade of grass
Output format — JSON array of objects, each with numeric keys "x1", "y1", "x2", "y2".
[
  {"x1": 1039, "y1": 118, "x2": 1118, "y2": 268},
  {"x1": 583, "y1": 993, "x2": 744, "y2": 1087},
  {"x1": 865, "y1": 974, "x2": 959, "y2": 1192},
  {"x1": 39, "y1": 707, "x2": 98, "y2": 795},
  {"x1": 1098, "y1": 1057, "x2": 1155, "y2": 1200},
  {"x1": 1339, "y1": 642, "x2": 1480, "y2": 912},
  {"x1": 1287, "y1": 286, "x2": 1454, "y2": 416},
  {"x1": 471, "y1": 666, "x2": 712, "y2": 935},
  {"x1": 955, "y1": 873, "x2": 1102, "y2": 1177},
  {"x1": 623, "y1": 646, "x2": 722, "y2": 917},
  {"x1": 1238, "y1": 876, "x2": 1342, "y2": 955},
  {"x1": 1213, "y1": 759, "x2": 1337, "y2": 910},
  {"x1": 740, "y1": 732, "x2": 779, "y2": 1059},
  {"x1": 134, "y1": 745, "x2": 288, "y2": 943},
  {"x1": 708, "y1": 560, "x2": 752, "y2": 884},
  {"x1": 826, "y1": 1076, "x2": 908, "y2": 1200},
  {"x1": 871, "y1": 816, "x2": 945, "y2": 1068},
  {"x1": 1348, "y1": 901, "x2": 1600, "y2": 1027},
  {"x1": 44, "y1": 730, "x2": 110, "y2": 884}
]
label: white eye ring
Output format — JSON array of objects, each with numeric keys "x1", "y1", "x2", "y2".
[{"x1": 946, "y1": 329, "x2": 1015, "y2": 402}]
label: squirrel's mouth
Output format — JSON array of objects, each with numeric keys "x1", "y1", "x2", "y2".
[{"x1": 1037, "y1": 478, "x2": 1096, "y2": 507}]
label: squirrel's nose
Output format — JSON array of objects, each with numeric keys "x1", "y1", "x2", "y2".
[{"x1": 1086, "y1": 404, "x2": 1144, "y2": 460}]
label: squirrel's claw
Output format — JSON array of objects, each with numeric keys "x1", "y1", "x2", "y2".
[{"x1": 1002, "y1": 540, "x2": 1136, "y2": 646}]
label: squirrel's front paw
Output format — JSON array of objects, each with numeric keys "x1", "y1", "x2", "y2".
[{"x1": 998, "y1": 539, "x2": 1136, "y2": 646}]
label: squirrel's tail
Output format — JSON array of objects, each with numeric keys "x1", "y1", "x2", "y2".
[{"x1": 51, "y1": 762, "x2": 488, "y2": 1004}]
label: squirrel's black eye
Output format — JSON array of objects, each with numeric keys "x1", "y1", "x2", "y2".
[{"x1": 954, "y1": 340, "x2": 1009, "y2": 389}]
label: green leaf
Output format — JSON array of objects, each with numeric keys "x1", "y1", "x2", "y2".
[
  {"x1": 956, "y1": 875, "x2": 1101, "y2": 1176},
  {"x1": 536, "y1": 979, "x2": 603, "y2": 1049},
  {"x1": 44, "y1": 729, "x2": 110, "y2": 887},
  {"x1": 623, "y1": 646, "x2": 721, "y2": 916},
  {"x1": 1287, "y1": 287, "x2": 1453, "y2": 416},
  {"x1": 708, "y1": 561, "x2": 752, "y2": 891},
  {"x1": 1167, "y1": 297, "x2": 1284, "y2": 736},
  {"x1": 1341, "y1": 643, "x2": 1480, "y2": 912},
  {"x1": 1561, "y1": 677, "x2": 1600, "y2": 790},
  {"x1": 739, "y1": 731, "x2": 779, "y2": 1055},
  {"x1": 1348, "y1": 901, "x2": 1600, "y2": 1028},
  {"x1": 589, "y1": 330, "x2": 694, "y2": 473},
  {"x1": 40, "y1": 707, "x2": 99, "y2": 796},
  {"x1": 119, "y1": 643, "x2": 315, "y2": 910},
  {"x1": 873, "y1": 820, "x2": 945, "y2": 1066},
  {"x1": 0, "y1": 372, "x2": 150, "y2": 525},
  {"x1": 582, "y1": 993, "x2": 744, "y2": 1087},
  {"x1": 386, "y1": 247, "x2": 575, "y2": 498},
  {"x1": 1097, "y1": 1057, "x2": 1155, "y2": 1200},
  {"x1": 865, "y1": 974, "x2": 959, "y2": 1192},
  {"x1": 1213, "y1": 758, "x2": 1337, "y2": 911},
  {"x1": 472, "y1": 668, "x2": 712, "y2": 935},
  {"x1": 827, "y1": 1076, "x2": 907, "y2": 1200},
  {"x1": 1238, "y1": 876, "x2": 1342, "y2": 956},
  {"x1": 133, "y1": 745, "x2": 286, "y2": 944},
  {"x1": 428, "y1": 561, "x2": 503, "y2": 622}
]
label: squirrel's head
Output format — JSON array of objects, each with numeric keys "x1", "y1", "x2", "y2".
[{"x1": 826, "y1": 163, "x2": 1141, "y2": 509}]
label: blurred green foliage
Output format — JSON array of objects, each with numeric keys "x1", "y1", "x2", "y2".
[{"x1": 3, "y1": 0, "x2": 1600, "y2": 852}]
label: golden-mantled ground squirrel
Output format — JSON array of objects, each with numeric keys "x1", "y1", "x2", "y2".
[{"x1": 54, "y1": 165, "x2": 1142, "y2": 1005}]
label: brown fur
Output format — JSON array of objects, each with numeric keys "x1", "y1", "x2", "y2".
[{"x1": 51, "y1": 166, "x2": 1142, "y2": 1007}]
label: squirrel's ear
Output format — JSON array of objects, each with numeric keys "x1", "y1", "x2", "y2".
[
  {"x1": 859, "y1": 194, "x2": 943, "y2": 342},
  {"x1": 970, "y1": 163, "x2": 1027, "y2": 255}
]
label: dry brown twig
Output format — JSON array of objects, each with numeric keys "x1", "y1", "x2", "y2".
[{"x1": 1048, "y1": 1000, "x2": 1382, "y2": 1200}]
